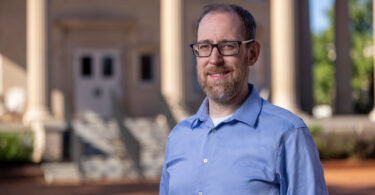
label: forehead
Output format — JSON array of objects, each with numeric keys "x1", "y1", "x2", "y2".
[{"x1": 197, "y1": 11, "x2": 243, "y2": 42}]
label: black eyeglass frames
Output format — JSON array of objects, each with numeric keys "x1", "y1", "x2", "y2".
[{"x1": 190, "y1": 39, "x2": 254, "y2": 57}]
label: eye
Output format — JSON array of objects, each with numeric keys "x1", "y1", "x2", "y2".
[
  {"x1": 198, "y1": 44, "x2": 210, "y2": 50},
  {"x1": 220, "y1": 42, "x2": 236, "y2": 50}
]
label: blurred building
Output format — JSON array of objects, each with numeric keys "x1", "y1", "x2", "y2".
[
  {"x1": 0, "y1": 0, "x2": 374, "y2": 165},
  {"x1": 0, "y1": 0, "x2": 310, "y2": 121}
]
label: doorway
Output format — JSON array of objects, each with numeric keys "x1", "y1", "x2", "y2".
[{"x1": 74, "y1": 48, "x2": 121, "y2": 119}]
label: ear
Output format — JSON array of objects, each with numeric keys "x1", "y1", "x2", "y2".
[{"x1": 246, "y1": 41, "x2": 261, "y2": 67}]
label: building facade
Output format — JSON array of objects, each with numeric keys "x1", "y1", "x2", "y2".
[
  {"x1": 0, "y1": 0, "x2": 276, "y2": 121},
  {"x1": 1, "y1": 0, "x2": 374, "y2": 162}
]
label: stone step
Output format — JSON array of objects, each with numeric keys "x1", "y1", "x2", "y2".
[
  {"x1": 73, "y1": 122, "x2": 117, "y2": 155},
  {"x1": 81, "y1": 156, "x2": 138, "y2": 180},
  {"x1": 71, "y1": 114, "x2": 169, "y2": 180},
  {"x1": 42, "y1": 162, "x2": 81, "y2": 184}
]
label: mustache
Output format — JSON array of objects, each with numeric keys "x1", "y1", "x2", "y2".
[{"x1": 204, "y1": 66, "x2": 233, "y2": 74}]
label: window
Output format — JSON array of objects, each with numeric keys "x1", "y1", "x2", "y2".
[
  {"x1": 81, "y1": 56, "x2": 92, "y2": 77},
  {"x1": 102, "y1": 56, "x2": 114, "y2": 78},
  {"x1": 140, "y1": 54, "x2": 153, "y2": 82}
]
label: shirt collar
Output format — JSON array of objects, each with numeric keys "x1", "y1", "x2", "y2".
[
  {"x1": 191, "y1": 84, "x2": 263, "y2": 129},
  {"x1": 190, "y1": 97, "x2": 210, "y2": 129},
  {"x1": 232, "y1": 84, "x2": 262, "y2": 127}
]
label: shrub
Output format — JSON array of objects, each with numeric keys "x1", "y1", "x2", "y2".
[
  {"x1": 0, "y1": 131, "x2": 33, "y2": 163},
  {"x1": 310, "y1": 129, "x2": 375, "y2": 160}
]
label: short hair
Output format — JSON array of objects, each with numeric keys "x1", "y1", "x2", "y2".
[{"x1": 196, "y1": 4, "x2": 257, "y2": 40}]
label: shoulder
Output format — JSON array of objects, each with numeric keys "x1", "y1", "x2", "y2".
[
  {"x1": 167, "y1": 114, "x2": 196, "y2": 139},
  {"x1": 259, "y1": 99, "x2": 307, "y2": 133},
  {"x1": 164, "y1": 115, "x2": 197, "y2": 158}
]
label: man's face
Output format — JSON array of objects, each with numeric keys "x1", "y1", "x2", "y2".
[{"x1": 196, "y1": 11, "x2": 250, "y2": 104}]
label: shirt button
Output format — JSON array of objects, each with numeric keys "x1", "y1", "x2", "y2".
[
  {"x1": 212, "y1": 128, "x2": 216, "y2": 133},
  {"x1": 198, "y1": 192, "x2": 203, "y2": 195},
  {"x1": 203, "y1": 158, "x2": 208, "y2": 163}
]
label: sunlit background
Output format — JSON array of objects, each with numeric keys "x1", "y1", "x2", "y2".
[{"x1": 0, "y1": 0, "x2": 375, "y2": 194}]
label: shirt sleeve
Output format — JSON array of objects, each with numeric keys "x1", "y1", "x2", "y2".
[
  {"x1": 159, "y1": 137, "x2": 170, "y2": 195},
  {"x1": 278, "y1": 126, "x2": 329, "y2": 195}
]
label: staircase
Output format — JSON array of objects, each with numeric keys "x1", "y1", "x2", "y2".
[{"x1": 71, "y1": 112, "x2": 169, "y2": 181}]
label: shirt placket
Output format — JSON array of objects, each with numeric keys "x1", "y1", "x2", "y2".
[{"x1": 196, "y1": 123, "x2": 216, "y2": 195}]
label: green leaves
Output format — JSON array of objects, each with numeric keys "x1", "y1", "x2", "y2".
[
  {"x1": 313, "y1": 31, "x2": 335, "y2": 105},
  {"x1": 0, "y1": 132, "x2": 33, "y2": 163},
  {"x1": 312, "y1": 0, "x2": 374, "y2": 113}
]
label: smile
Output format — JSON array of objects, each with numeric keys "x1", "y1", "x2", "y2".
[{"x1": 208, "y1": 72, "x2": 230, "y2": 80}]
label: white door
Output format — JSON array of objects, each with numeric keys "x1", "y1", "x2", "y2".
[{"x1": 74, "y1": 49, "x2": 121, "y2": 119}]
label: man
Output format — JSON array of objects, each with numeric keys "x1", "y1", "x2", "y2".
[{"x1": 160, "y1": 3, "x2": 328, "y2": 195}]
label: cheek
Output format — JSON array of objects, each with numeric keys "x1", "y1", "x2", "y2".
[
  {"x1": 227, "y1": 58, "x2": 241, "y2": 70},
  {"x1": 196, "y1": 59, "x2": 207, "y2": 73},
  {"x1": 236, "y1": 55, "x2": 249, "y2": 70}
]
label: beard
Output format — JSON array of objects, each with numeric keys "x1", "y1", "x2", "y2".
[{"x1": 198, "y1": 64, "x2": 248, "y2": 104}]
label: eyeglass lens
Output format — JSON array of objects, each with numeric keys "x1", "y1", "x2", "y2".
[{"x1": 193, "y1": 42, "x2": 240, "y2": 57}]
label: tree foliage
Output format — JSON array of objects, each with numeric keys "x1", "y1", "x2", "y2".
[
  {"x1": 312, "y1": 7, "x2": 335, "y2": 105},
  {"x1": 350, "y1": 0, "x2": 374, "y2": 113},
  {"x1": 312, "y1": 0, "x2": 374, "y2": 113}
]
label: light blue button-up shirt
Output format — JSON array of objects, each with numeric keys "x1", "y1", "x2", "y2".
[{"x1": 160, "y1": 85, "x2": 328, "y2": 195}]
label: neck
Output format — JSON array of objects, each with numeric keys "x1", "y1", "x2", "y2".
[{"x1": 208, "y1": 83, "x2": 250, "y2": 118}]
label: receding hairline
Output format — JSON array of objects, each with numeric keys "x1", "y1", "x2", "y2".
[
  {"x1": 196, "y1": 10, "x2": 245, "y2": 39},
  {"x1": 196, "y1": 5, "x2": 254, "y2": 41}
]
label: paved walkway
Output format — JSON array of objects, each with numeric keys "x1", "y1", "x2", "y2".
[
  {"x1": 1, "y1": 160, "x2": 375, "y2": 195},
  {"x1": 323, "y1": 159, "x2": 375, "y2": 195}
]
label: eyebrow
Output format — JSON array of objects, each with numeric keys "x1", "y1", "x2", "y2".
[
  {"x1": 196, "y1": 39, "x2": 212, "y2": 43},
  {"x1": 196, "y1": 39, "x2": 237, "y2": 43}
]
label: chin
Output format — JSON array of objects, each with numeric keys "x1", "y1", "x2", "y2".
[{"x1": 205, "y1": 85, "x2": 238, "y2": 104}]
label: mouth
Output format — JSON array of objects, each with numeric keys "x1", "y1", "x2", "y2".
[{"x1": 208, "y1": 71, "x2": 230, "y2": 80}]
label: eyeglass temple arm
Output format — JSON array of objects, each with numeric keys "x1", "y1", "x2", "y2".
[{"x1": 241, "y1": 39, "x2": 254, "y2": 44}]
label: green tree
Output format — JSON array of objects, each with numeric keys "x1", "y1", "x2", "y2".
[
  {"x1": 349, "y1": 0, "x2": 374, "y2": 113},
  {"x1": 312, "y1": 0, "x2": 374, "y2": 113},
  {"x1": 312, "y1": 8, "x2": 335, "y2": 105}
]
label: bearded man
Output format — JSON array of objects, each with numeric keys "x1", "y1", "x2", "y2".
[{"x1": 160, "y1": 3, "x2": 328, "y2": 195}]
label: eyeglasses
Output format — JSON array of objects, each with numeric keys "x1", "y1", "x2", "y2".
[{"x1": 190, "y1": 39, "x2": 254, "y2": 57}]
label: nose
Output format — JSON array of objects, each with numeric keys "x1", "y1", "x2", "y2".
[{"x1": 209, "y1": 47, "x2": 224, "y2": 65}]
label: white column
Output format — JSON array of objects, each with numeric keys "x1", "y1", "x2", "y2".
[
  {"x1": 23, "y1": 0, "x2": 51, "y2": 124},
  {"x1": 334, "y1": 0, "x2": 352, "y2": 114},
  {"x1": 160, "y1": 0, "x2": 189, "y2": 123},
  {"x1": 369, "y1": 0, "x2": 375, "y2": 120},
  {"x1": 270, "y1": 0, "x2": 299, "y2": 113},
  {"x1": 161, "y1": 0, "x2": 183, "y2": 105}
]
